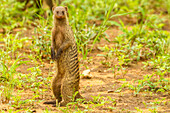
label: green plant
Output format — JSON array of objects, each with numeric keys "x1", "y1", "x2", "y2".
[
  {"x1": 0, "y1": 0, "x2": 38, "y2": 32},
  {"x1": 66, "y1": 0, "x2": 115, "y2": 59},
  {"x1": 30, "y1": 16, "x2": 52, "y2": 59},
  {"x1": 3, "y1": 33, "x2": 28, "y2": 59},
  {"x1": 110, "y1": 14, "x2": 170, "y2": 73},
  {"x1": 0, "y1": 57, "x2": 27, "y2": 103},
  {"x1": 135, "y1": 107, "x2": 143, "y2": 113},
  {"x1": 133, "y1": 73, "x2": 169, "y2": 95}
]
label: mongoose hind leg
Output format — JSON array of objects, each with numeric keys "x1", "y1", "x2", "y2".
[
  {"x1": 52, "y1": 73, "x2": 62, "y2": 102},
  {"x1": 59, "y1": 77, "x2": 82, "y2": 106},
  {"x1": 44, "y1": 73, "x2": 62, "y2": 106},
  {"x1": 59, "y1": 78, "x2": 71, "y2": 106}
]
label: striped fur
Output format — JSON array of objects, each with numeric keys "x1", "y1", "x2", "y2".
[{"x1": 44, "y1": 6, "x2": 83, "y2": 106}]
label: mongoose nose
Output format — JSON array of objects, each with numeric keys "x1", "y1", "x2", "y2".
[
  {"x1": 59, "y1": 16, "x2": 62, "y2": 18},
  {"x1": 56, "y1": 15, "x2": 63, "y2": 19}
]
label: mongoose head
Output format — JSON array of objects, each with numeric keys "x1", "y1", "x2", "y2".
[{"x1": 52, "y1": 6, "x2": 68, "y2": 20}]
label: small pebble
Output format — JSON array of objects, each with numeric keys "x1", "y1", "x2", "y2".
[{"x1": 107, "y1": 90, "x2": 114, "y2": 93}]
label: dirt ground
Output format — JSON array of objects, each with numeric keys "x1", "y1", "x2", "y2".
[
  {"x1": 1, "y1": 17, "x2": 170, "y2": 113},
  {"x1": 37, "y1": 28, "x2": 170, "y2": 112}
]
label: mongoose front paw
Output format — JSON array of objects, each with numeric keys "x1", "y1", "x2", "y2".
[
  {"x1": 55, "y1": 48, "x2": 63, "y2": 60},
  {"x1": 51, "y1": 48, "x2": 55, "y2": 60}
]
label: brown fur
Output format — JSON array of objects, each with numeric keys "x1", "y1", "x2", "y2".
[{"x1": 44, "y1": 6, "x2": 83, "y2": 106}]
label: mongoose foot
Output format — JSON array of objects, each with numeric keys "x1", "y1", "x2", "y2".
[
  {"x1": 43, "y1": 100, "x2": 56, "y2": 104},
  {"x1": 52, "y1": 104, "x2": 57, "y2": 107},
  {"x1": 43, "y1": 101, "x2": 59, "y2": 107},
  {"x1": 50, "y1": 101, "x2": 66, "y2": 107},
  {"x1": 51, "y1": 47, "x2": 56, "y2": 60},
  {"x1": 55, "y1": 48, "x2": 63, "y2": 59},
  {"x1": 59, "y1": 101, "x2": 67, "y2": 106}
]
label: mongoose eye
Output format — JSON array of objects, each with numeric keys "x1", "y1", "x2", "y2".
[
  {"x1": 56, "y1": 11, "x2": 59, "y2": 14},
  {"x1": 62, "y1": 11, "x2": 64, "y2": 15}
]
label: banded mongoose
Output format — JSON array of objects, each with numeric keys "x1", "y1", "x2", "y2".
[{"x1": 44, "y1": 6, "x2": 83, "y2": 106}]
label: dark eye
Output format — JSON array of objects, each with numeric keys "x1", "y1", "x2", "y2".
[
  {"x1": 56, "y1": 11, "x2": 59, "y2": 14},
  {"x1": 62, "y1": 11, "x2": 64, "y2": 15}
]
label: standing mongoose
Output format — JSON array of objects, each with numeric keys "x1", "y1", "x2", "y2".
[{"x1": 43, "y1": 6, "x2": 83, "y2": 106}]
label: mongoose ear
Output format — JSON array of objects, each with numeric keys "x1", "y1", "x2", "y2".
[
  {"x1": 64, "y1": 6, "x2": 69, "y2": 17},
  {"x1": 65, "y1": 6, "x2": 68, "y2": 12},
  {"x1": 52, "y1": 6, "x2": 56, "y2": 12}
]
